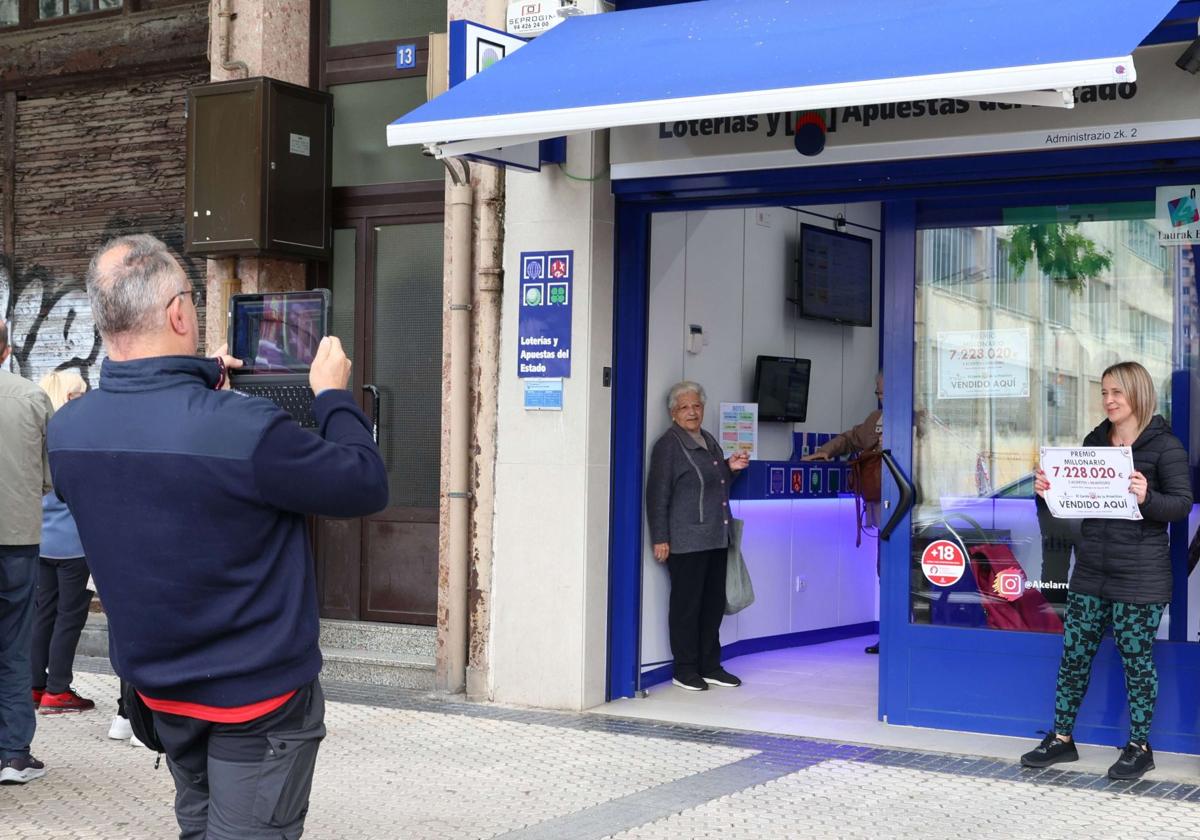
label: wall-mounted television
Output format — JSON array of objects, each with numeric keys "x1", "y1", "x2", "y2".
[
  {"x1": 795, "y1": 224, "x2": 873, "y2": 327},
  {"x1": 753, "y1": 355, "x2": 812, "y2": 422}
]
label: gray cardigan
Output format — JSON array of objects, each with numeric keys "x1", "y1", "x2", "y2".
[{"x1": 646, "y1": 424, "x2": 736, "y2": 555}]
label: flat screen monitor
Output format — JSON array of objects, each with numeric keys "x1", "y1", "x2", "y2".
[
  {"x1": 797, "y1": 224, "x2": 873, "y2": 327},
  {"x1": 754, "y1": 355, "x2": 812, "y2": 423}
]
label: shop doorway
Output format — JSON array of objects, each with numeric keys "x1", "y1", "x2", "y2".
[
  {"x1": 618, "y1": 202, "x2": 886, "y2": 735},
  {"x1": 607, "y1": 177, "x2": 1200, "y2": 753}
]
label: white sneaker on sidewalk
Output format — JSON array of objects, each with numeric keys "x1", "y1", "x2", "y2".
[
  {"x1": 0, "y1": 755, "x2": 47, "y2": 784},
  {"x1": 130, "y1": 733, "x2": 146, "y2": 749},
  {"x1": 108, "y1": 715, "x2": 133, "y2": 741}
]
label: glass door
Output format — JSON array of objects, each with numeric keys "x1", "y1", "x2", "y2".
[{"x1": 881, "y1": 198, "x2": 1200, "y2": 751}]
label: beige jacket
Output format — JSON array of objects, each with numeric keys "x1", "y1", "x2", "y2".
[
  {"x1": 0, "y1": 368, "x2": 53, "y2": 545},
  {"x1": 816, "y1": 409, "x2": 882, "y2": 459}
]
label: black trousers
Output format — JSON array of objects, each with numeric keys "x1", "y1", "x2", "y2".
[
  {"x1": 30, "y1": 555, "x2": 91, "y2": 693},
  {"x1": 667, "y1": 548, "x2": 727, "y2": 678},
  {"x1": 152, "y1": 679, "x2": 326, "y2": 840}
]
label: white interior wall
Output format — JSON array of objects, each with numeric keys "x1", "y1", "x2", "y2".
[{"x1": 641, "y1": 203, "x2": 882, "y2": 669}]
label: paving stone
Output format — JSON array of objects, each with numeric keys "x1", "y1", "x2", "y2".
[{"x1": 9, "y1": 662, "x2": 1200, "y2": 839}]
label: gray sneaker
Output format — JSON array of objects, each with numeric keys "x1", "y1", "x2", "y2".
[{"x1": 0, "y1": 755, "x2": 47, "y2": 784}]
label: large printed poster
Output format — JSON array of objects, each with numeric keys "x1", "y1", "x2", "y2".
[
  {"x1": 937, "y1": 328, "x2": 1030, "y2": 400},
  {"x1": 1040, "y1": 446, "x2": 1142, "y2": 520}
]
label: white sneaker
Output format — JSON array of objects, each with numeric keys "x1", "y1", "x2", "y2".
[
  {"x1": 130, "y1": 732, "x2": 146, "y2": 749},
  {"x1": 108, "y1": 714, "x2": 133, "y2": 741},
  {"x1": 0, "y1": 755, "x2": 47, "y2": 784}
]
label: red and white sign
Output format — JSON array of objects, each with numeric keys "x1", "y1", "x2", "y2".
[{"x1": 920, "y1": 540, "x2": 966, "y2": 587}]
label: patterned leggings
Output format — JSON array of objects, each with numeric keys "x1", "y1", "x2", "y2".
[{"x1": 1053, "y1": 592, "x2": 1165, "y2": 744}]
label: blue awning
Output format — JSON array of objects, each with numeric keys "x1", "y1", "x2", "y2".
[{"x1": 388, "y1": 0, "x2": 1179, "y2": 156}]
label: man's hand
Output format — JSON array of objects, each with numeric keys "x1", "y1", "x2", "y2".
[
  {"x1": 653, "y1": 543, "x2": 670, "y2": 563},
  {"x1": 211, "y1": 344, "x2": 244, "y2": 390},
  {"x1": 309, "y1": 336, "x2": 352, "y2": 394},
  {"x1": 802, "y1": 452, "x2": 831, "y2": 462}
]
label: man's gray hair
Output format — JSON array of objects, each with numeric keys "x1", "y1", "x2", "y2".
[
  {"x1": 86, "y1": 234, "x2": 183, "y2": 339},
  {"x1": 667, "y1": 380, "x2": 706, "y2": 412}
]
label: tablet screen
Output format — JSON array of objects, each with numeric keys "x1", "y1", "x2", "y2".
[{"x1": 231, "y1": 292, "x2": 327, "y2": 374}]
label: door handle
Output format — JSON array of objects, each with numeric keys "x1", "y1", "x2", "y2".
[
  {"x1": 362, "y1": 384, "x2": 380, "y2": 445},
  {"x1": 879, "y1": 449, "x2": 915, "y2": 541}
]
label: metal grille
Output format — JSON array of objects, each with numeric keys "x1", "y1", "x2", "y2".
[{"x1": 373, "y1": 223, "x2": 443, "y2": 508}]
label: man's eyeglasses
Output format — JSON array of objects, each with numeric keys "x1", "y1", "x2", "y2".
[{"x1": 166, "y1": 288, "x2": 199, "y2": 310}]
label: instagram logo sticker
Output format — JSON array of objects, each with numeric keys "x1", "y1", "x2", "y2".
[{"x1": 993, "y1": 569, "x2": 1026, "y2": 602}]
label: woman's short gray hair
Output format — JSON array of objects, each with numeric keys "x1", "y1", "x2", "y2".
[
  {"x1": 86, "y1": 234, "x2": 183, "y2": 340},
  {"x1": 667, "y1": 381, "x2": 706, "y2": 412}
]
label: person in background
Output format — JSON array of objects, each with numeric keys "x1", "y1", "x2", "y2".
[
  {"x1": 0, "y1": 317, "x2": 54, "y2": 784},
  {"x1": 647, "y1": 381, "x2": 749, "y2": 692},
  {"x1": 803, "y1": 371, "x2": 883, "y2": 464},
  {"x1": 30, "y1": 369, "x2": 95, "y2": 715},
  {"x1": 803, "y1": 370, "x2": 883, "y2": 654},
  {"x1": 1020, "y1": 361, "x2": 1191, "y2": 781}
]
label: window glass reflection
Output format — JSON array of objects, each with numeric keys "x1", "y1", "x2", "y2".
[{"x1": 911, "y1": 204, "x2": 1198, "y2": 638}]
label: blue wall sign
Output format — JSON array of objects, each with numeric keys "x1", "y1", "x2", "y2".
[
  {"x1": 517, "y1": 250, "x2": 573, "y2": 378},
  {"x1": 395, "y1": 43, "x2": 417, "y2": 70}
]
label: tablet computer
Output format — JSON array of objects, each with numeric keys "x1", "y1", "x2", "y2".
[{"x1": 227, "y1": 289, "x2": 331, "y2": 428}]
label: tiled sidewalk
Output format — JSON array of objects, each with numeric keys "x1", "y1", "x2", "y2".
[{"x1": 4, "y1": 659, "x2": 1200, "y2": 839}]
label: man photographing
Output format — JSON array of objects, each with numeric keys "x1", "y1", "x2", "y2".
[{"x1": 48, "y1": 235, "x2": 388, "y2": 838}]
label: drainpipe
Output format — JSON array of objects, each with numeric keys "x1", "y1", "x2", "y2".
[
  {"x1": 444, "y1": 159, "x2": 474, "y2": 693},
  {"x1": 216, "y1": 0, "x2": 250, "y2": 79}
]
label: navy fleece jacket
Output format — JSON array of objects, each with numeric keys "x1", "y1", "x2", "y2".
[{"x1": 47, "y1": 356, "x2": 388, "y2": 706}]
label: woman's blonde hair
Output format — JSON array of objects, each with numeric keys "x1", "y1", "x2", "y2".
[
  {"x1": 1101, "y1": 361, "x2": 1156, "y2": 437},
  {"x1": 39, "y1": 369, "x2": 87, "y2": 412}
]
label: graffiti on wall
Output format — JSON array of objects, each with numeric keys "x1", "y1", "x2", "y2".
[{"x1": 0, "y1": 217, "x2": 202, "y2": 386}]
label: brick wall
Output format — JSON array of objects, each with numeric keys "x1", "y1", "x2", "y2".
[{"x1": 2, "y1": 71, "x2": 209, "y2": 386}]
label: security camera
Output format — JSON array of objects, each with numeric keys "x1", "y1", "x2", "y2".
[{"x1": 1176, "y1": 37, "x2": 1200, "y2": 74}]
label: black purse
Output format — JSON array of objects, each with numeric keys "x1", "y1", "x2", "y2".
[{"x1": 120, "y1": 680, "x2": 165, "y2": 755}]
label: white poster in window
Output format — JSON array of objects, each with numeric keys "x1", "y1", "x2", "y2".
[
  {"x1": 719, "y1": 402, "x2": 757, "y2": 460},
  {"x1": 1040, "y1": 446, "x2": 1142, "y2": 520},
  {"x1": 937, "y1": 328, "x2": 1030, "y2": 400}
]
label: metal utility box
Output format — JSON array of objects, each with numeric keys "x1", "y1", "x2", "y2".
[{"x1": 185, "y1": 77, "x2": 332, "y2": 261}]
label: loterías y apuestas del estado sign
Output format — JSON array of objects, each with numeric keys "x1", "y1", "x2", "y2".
[{"x1": 610, "y1": 45, "x2": 1198, "y2": 181}]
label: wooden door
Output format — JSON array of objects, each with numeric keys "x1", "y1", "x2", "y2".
[{"x1": 314, "y1": 207, "x2": 443, "y2": 624}]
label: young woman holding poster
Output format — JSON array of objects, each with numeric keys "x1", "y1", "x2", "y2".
[{"x1": 1020, "y1": 361, "x2": 1191, "y2": 780}]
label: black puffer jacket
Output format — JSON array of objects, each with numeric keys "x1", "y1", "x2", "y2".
[{"x1": 1070, "y1": 415, "x2": 1192, "y2": 604}]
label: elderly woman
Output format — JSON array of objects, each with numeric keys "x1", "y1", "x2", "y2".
[
  {"x1": 646, "y1": 381, "x2": 749, "y2": 691},
  {"x1": 31, "y1": 369, "x2": 95, "y2": 713}
]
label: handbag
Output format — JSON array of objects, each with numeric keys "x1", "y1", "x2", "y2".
[
  {"x1": 725, "y1": 518, "x2": 755, "y2": 615},
  {"x1": 120, "y1": 680, "x2": 165, "y2": 755},
  {"x1": 847, "y1": 448, "x2": 882, "y2": 503},
  {"x1": 847, "y1": 448, "x2": 883, "y2": 547}
]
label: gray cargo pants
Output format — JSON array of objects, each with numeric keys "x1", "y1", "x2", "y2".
[{"x1": 151, "y1": 679, "x2": 326, "y2": 840}]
